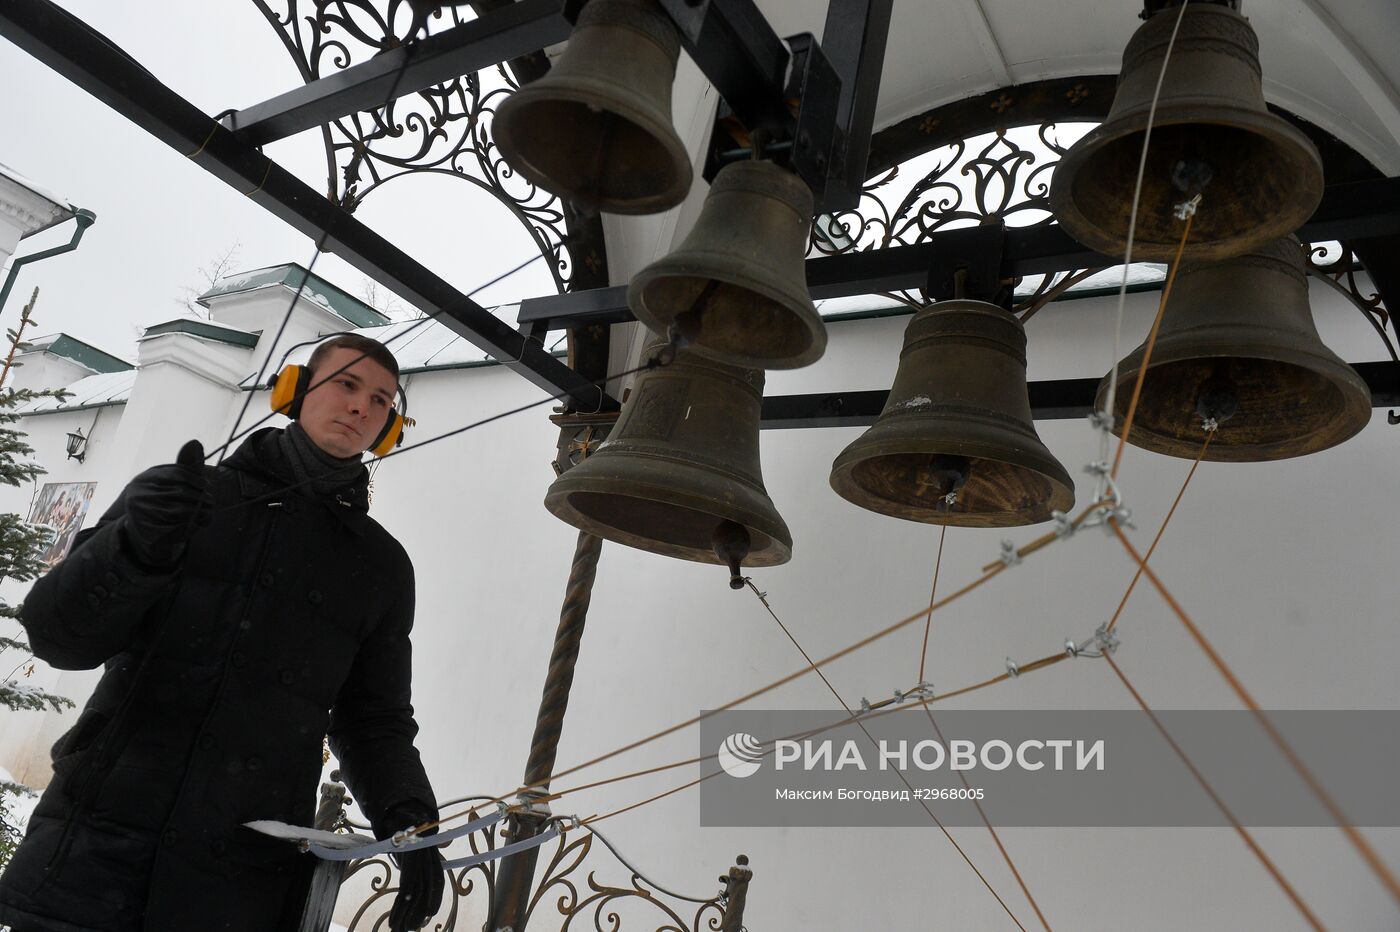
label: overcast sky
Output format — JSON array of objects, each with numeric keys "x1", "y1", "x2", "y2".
[{"x1": 0, "y1": 1, "x2": 557, "y2": 359}]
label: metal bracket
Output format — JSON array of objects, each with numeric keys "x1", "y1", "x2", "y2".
[
  {"x1": 1066, "y1": 624, "x2": 1121, "y2": 658},
  {"x1": 924, "y1": 221, "x2": 1009, "y2": 305}
]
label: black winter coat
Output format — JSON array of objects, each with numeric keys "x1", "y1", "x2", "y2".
[{"x1": 0, "y1": 428, "x2": 436, "y2": 932}]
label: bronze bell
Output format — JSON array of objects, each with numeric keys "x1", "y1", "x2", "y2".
[
  {"x1": 629, "y1": 160, "x2": 827, "y2": 370},
  {"x1": 544, "y1": 339, "x2": 792, "y2": 581},
  {"x1": 491, "y1": 0, "x2": 692, "y2": 215},
  {"x1": 830, "y1": 301, "x2": 1075, "y2": 527},
  {"x1": 1097, "y1": 236, "x2": 1371, "y2": 462},
  {"x1": 1049, "y1": 3, "x2": 1323, "y2": 262}
]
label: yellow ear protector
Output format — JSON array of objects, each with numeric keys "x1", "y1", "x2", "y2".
[{"x1": 267, "y1": 357, "x2": 414, "y2": 458}]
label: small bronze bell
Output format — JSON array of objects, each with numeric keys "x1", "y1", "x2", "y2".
[
  {"x1": 830, "y1": 301, "x2": 1075, "y2": 527},
  {"x1": 629, "y1": 160, "x2": 827, "y2": 370},
  {"x1": 491, "y1": 0, "x2": 693, "y2": 215},
  {"x1": 1098, "y1": 237, "x2": 1371, "y2": 462},
  {"x1": 1049, "y1": 3, "x2": 1323, "y2": 262},
  {"x1": 544, "y1": 339, "x2": 792, "y2": 576}
]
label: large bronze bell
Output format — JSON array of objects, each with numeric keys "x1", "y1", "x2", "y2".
[
  {"x1": 544, "y1": 339, "x2": 792, "y2": 580},
  {"x1": 1049, "y1": 3, "x2": 1323, "y2": 262},
  {"x1": 1097, "y1": 237, "x2": 1371, "y2": 462},
  {"x1": 830, "y1": 301, "x2": 1075, "y2": 527},
  {"x1": 628, "y1": 160, "x2": 827, "y2": 370},
  {"x1": 491, "y1": 0, "x2": 692, "y2": 215}
]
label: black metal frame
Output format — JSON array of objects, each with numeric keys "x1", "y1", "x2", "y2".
[
  {"x1": 224, "y1": 0, "x2": 574, "y2": 147},
  {"x1": 4, "y1": 0, "x2": 1396, "y2": 427},
  {"x1": 516, "y1": 176, "x2": 1400, "y2": 327},
  {"x1": 226, "y1": 0, "x2": 892, "y2": 212},
  {"x1": 0, "y1": 0, "x2": 613, "y2": 412},
  {"x1": 761, "y1": 361, "x2": 1400, "y2": 430}
]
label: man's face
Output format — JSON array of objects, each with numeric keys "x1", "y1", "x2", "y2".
[{"x1": 297, "y1": 346, "x2": 398, "y2": 458}]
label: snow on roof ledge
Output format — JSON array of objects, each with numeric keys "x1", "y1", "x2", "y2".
[
  {"x1": 0, "y1": 162, "x2": 75, "y2": 239},
  {"x1": 20, "y1": 333, "x2": 133, "y2": 374}
]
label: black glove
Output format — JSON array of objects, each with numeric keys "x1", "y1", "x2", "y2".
[
  {"x1": 384, "y1": 803, "x2": 445, "y2": 932},
  {"x1": 120, "y1": 440, "x2": 213, "y2": 570}
]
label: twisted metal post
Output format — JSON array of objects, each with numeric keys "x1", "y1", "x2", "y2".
[{"x1": 488, "y1": 529, "x2": 604, "y2": 932}]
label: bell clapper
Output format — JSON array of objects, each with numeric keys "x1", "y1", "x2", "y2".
[
  {"x1": 923, "y1": 454, "x2": 969, "y2": 513},
  {"x1": 713, "y1": 520, "x2": 752, "y2": 590},
  {"x1": 1194, "y1": 368, "x2": 1239, "y2": 432}
]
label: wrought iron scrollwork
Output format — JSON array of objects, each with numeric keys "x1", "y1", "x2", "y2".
[
  {"x1": 249, "y1": 0, "x2": 606, "y2": 295},
  {"x1": 1306, "y1": 242, "x2": 1398, "y2": 362},
  {"x1": 812, "y1": 122, "x2": 1075, "y2": 257},
  {"x1": 333, "y1": 807, "x2": 726, "y2": 931},
  {"x1": 813, "y1": 117, "x2": 1099, "y2": 313}
]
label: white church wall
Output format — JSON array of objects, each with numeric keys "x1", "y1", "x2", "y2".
[
  {"x1": 0, "y1": 277, "x2": 1394, "y2": 930},
  {"x1": 342, "y1": 282, "x2": 1398, "y2": 930},
  {"x1": 0, "y1": 401, "x2": 125, "y2": 787}
]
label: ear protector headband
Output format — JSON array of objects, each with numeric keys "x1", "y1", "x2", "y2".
[{"x1": 266, "y1": 342, "x2": 413, "y2": 458}]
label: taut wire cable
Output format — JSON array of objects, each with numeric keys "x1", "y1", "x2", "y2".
[
  {"x1": 212, "y1": 354, "x2": 653, "y2": 514},
  {"x1": 1109, "y1": 522, "x2": 1400, "y2": 908},
  {"x1": 1109, "y1": 210, "x2": 1196, "y2": 480},
  {"x1": 424, "y1": 643, "x2": 1075, "y2": 836},
  {"x1": 1104, "y1": 429, "x2": 1212, "y2": 635},
  {"x1": 918, "y1": 525, "x2": 948, "y2": 685},
  {"x1": 216, "y1": 235, "x2": 329, "y2": 466},
  {"x1": 1103, "y1": 654, "x2": 1327, "y2": 932},
  {"x1": 426, "y1": 502, "x2": 1110, "y2": 834},
  {"x1": 915, "y1": 528, "x2": 1052, "y2": 931},
  {"x1": 202, "y1": 241, "x2": 568, "y2": 464},
  {"x1": 209, "y1": 35, "x2": 422, "y2": 465},
  {"x1": 1098, "y1": 0, "x2": 1193, "y2": 481},
  {"x1": 745, "y1": 580, "x2": 1029, "y2": 932}
]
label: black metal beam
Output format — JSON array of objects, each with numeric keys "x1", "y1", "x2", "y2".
[
  {"x1": 819, "y1": 0, "x2": 894, "y2": 209},
  {"x1": 0, "y1": 0, "x2": 612, "y2": 412},
  {"x1": 657, "y1": 0, "x2": 792, "y2": 136},
  {"x1": 223, "y1": 0, "x2": 573, "y2": 147},
  {"x1": 760, "y1": 360, "x2": 1400, "y2": 429},
  {"x1": 517, "y1": 176, "x2": 1400, "y2": 331}
]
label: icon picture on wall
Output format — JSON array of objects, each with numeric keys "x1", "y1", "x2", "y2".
[{"x1": 29, "y1": 482, "x2": 97, "y2": 568}]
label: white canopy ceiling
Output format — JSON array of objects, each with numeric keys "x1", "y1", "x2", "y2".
[{"x1": 757, "y1": 0, "x2": 1400, "y2": 174}]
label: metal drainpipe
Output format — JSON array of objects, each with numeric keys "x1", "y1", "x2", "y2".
[
  {"x1": 487, "y1": 529, "x2": 604, "y2": 932},
  {"x1": 0, "y1": 208, "x2": 97, "y2": 317}
]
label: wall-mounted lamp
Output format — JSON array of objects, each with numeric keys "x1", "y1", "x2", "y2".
[{"x1": 65, "y1": 427, "x2": 87, "y2": 463}]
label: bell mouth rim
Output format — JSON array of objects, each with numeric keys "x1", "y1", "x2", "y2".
[
  {"x1": 627, "y1": 262, "x2": 828, "y2": 370},
  {"x1": 1048, "y1": 104, "x2": 1323, "y2": 263},
  {"x1": 544, "y1": 477, "x2": 793, "y2": 567},
  {"x1": 1094, "y1": 353, "x2": 1373, "y2": 463},
  {"x1": 829, "y1": 444, "x2": 1076, "y2": 529},
  {"x1": 494, "y1": 81, "x2": 694, "y2": 216}
]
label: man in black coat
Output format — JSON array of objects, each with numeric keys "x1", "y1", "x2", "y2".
[{"x1": 0, "y1": 335, "x2": 444, "y2": 931}]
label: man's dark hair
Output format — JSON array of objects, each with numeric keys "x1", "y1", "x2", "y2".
[{"x1": 308, "y1": 333, "x2": 400, "y2": 382}]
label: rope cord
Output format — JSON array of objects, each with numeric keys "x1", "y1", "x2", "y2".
[
  {"x1": 424, "y1": 644, "x2": 1074, "y2": 841},
  {"x1": 1109, "y1": 521, "x2": 1400, "y2": 909},
  {"x1": 917, "y1": 525, "x2": 948, "y2": 685},
  {"x1": 1104, "y1": 430, "x2": 1212, "y2": 634},
  {"x1": 538, "y1": 565, "x2": 1007, "y2": 791},
  {"x1": 748, "y1": 580, "x2": 1029, "y2": 932},
  {"x1": 1109, "y1": 210, "x2": 1196, "y2": 480},
  {"x1": 980, "y1": 499, "x2": 1107, "y2": 574},
  {"x1": 916, "y1": 530, "x2": 1052, "y2": 932},
  {"x1": 1103, "y1": 654, "x2": 1326, "y2": 931},
  {"x1": 921, "y1": 708, "x2": 1051, "y2": 932}
]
